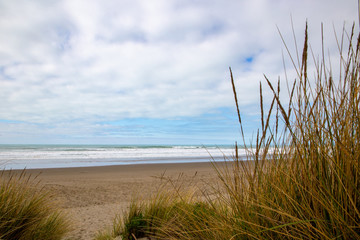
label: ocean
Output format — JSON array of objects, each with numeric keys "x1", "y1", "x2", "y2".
[{"x1": 0, "y1": 144, "x2": 243, "y2": 170}]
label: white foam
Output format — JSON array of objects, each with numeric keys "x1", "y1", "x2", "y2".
[{"x1": 0, "y1": 145, "x2": 246, "y2": 170}]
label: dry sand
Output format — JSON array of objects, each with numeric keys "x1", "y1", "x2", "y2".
[{"x1": 7, "y1": 162, "x2": 220, "y2": 240}]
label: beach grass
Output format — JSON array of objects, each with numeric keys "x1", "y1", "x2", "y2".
[
  {"x1": 0, "y1": 170, "x2": 70, "y2": 240},
  {"x1": 97, "y1": 22, "x2": 360, "y2": 240}
]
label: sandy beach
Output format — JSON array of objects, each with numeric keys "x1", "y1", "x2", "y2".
[{"x1": 5, "y1": 162, "x2": 219, "y2": 240}]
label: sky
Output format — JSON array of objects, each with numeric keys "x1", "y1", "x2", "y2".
[{"x1": 0, "y1": 0, "x2": 358, "y2": 145}]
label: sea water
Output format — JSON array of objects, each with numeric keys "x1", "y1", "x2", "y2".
[{"x1": 0, "y1": 144, "x2": 244, "y2": 170}]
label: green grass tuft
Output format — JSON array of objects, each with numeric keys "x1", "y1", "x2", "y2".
[{"x1": 0, "y1": 171, "x2": 70, "y2": 240}]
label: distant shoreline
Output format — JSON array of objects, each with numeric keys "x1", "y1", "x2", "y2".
[
  {"x1": 0, "y1": 144, "x2": 238, "y2": 170},
  {"x1": 4, "y1": 160, "x2": 220, "y2": 173}
]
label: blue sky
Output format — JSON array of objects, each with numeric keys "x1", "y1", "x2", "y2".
[{"x1": 0, "y1": 0, "x2": 357, "y2": 145}]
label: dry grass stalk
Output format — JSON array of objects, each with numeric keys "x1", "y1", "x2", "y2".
[{"x1": 98, "y1": 22, "x2": 360, "y2": 240}]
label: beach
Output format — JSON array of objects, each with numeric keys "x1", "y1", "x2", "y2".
[{"x1": 5, "y1": 162, "x2": 219, "y2": 240}]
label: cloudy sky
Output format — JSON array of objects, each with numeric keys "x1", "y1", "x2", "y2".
[{"x1": 0, "y1": 0, "x2": 357, "y2": 145}]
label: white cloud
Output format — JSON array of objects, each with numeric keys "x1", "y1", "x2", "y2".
[{"x1": 0, "y1": 0, "x2": 357, "y2": 143}]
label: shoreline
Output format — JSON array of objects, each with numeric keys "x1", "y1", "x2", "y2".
[
  {"x1": 1, "y1": 157, "x2": 231, "y2": 171},
  {"x1": 0, "y1": 144, "x2": 237, "y2": 170},
  {"x1": 4, "y1": 160, "x2": 220, "y2": 174}
]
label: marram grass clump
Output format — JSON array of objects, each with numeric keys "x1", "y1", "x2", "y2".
[
  {"x1": 0, "y1": 171, "x2": 69, "y2": 240},
  {"x1": 99, "y1": 23, "x2": 360, "y2": 240},
  {"x1": 95, "y1": 175, "x2": 218, "y2": 240},
  {"x1": 213, "y1": 23, "x2": 360, "y2": 239}
]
